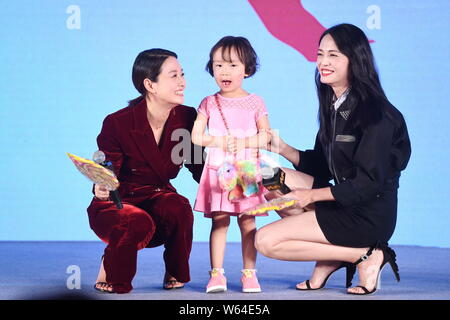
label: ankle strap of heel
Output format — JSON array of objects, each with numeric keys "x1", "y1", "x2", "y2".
[{"x1": 353, "y1": 246, "x2": 375, "y2": 265}]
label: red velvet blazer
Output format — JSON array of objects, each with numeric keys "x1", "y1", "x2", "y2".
[{"x1": 96, "y1": 98, "x2": 204, "y2": 204}]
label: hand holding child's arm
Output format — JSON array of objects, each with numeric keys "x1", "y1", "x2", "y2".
[
  {"x1": 236, "y1": 115, "x2": 271, "y2": 151},
  {"x1": 192, "y1": 113, "x2": 228, "y2": 151}
]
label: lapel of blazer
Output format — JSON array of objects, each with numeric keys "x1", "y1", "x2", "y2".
[
  {"x1": 129, "y1": 99, "x2": 168, "y2": 183},
  {"x1": 159, "y1": 105, "x2": 177, "y2": 155}
]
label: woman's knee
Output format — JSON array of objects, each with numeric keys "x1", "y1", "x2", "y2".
[
  {"x1": 127, "y1": 208, "x2": 155, "y2": 236},
  {"x1": 163, "y1": 195, "x2": 194, "y2": 226},
  {"x1": 254, "y1": 227, "x2": 277, "y2": 257},
  {"x1": 284, "y1": 167, "x2": 314, "y2": 190}
]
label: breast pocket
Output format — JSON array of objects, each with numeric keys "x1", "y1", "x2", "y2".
[
  {"x1": 335, "y1": 135, "x2": 357, "y2": 160},
  {"x1": 335, "y1": 135, "x2": 355, "y2": 142}
]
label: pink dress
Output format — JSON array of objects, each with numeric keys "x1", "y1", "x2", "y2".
[{"x1": 193, "y1": 93, "x2": 269, "y2": 217}]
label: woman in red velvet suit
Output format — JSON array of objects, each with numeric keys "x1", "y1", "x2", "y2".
[{"x1": 88, "y1": 49, "x2": 204, "y2": 294}]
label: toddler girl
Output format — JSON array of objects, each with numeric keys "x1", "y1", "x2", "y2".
[{"x1": 192, "y1": 36, "x2": 271, "y2": 293}]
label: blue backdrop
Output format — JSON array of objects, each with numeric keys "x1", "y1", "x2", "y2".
[{"x1": 1, "y1": 0, "x2": 449, "y2": 247}]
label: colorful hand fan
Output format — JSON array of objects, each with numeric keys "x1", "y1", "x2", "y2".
[
  {"x1": 67, "y1": 152, "x2": 119, "y2": 191},
  {"x1": 240, "y1": 197, "x2": 297, "y2": 217}
]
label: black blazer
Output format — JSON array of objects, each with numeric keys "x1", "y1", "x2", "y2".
[{"x1": 295, "y1": 101, "x2": 411, "y2": 207}]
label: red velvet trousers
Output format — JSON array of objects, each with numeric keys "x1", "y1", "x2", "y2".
[{"x1": 87, "y1": 189, "x2": 193, "y2": 294}]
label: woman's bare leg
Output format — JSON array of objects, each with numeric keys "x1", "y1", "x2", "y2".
[
  {"x1": 163, "y1": 272, "x2": 185, "y2": 289},
  {"x1": 255, "y1": 210, "x2": 368, "y2": 288},
  {"x1": 264, "y1": 168, "x2": 349, "y2": 287},
  {"x1": 295, "y1": 261, "x2": 344, "y2": 289},
  {"x1": 283, "y1": 167, "x2": 314, "y2": 190},
  {"x1": 94, "y1": 258, "x2": 113, "y2": 292},
  {"x1": 255, "y1": 210, "x2": 366, "y2": 261},
  {"x1": 263, "y1": 168, "x2": 342, "y2": 287},
  {"x1": 347, "y1": 249, "x2": 384, "y2": 294},
  {"x1": 260, "y1": 168, "x2": 385, "y2": 292}
]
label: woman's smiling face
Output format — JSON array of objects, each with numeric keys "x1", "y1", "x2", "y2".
[
  {"x1": 147, "y1": 56, "x2": 186, "y2": 107},
  {"x1": 317, "y1": 34, "x2": 350, "y2": 93}
]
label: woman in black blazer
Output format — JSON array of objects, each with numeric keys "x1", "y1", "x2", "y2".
[{"x1": 255, "y1": 24, "x2": 411, "y2": 295}]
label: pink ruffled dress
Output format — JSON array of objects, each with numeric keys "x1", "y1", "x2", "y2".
[{"x1": 193, "y1": 93, "x2": 269, "y2": 218}]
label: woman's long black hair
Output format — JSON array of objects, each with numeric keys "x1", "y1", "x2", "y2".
[
  {"x1": 316, "y1": 23, "x2": 390, "y2": 144},
  {"x1": 128, "y1": 48, "x2": 178, "y2": 106}
]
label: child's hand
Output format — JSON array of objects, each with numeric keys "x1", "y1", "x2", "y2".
[
  {"x1": 225, "y1": 136, "x2": 238, "y2": 154},
  {"x1": 226, "y1": 137, "x2": 248, "y2": 155},
  {"x1": 235, "y1": 138, "x2": 247, "y2": 154}
]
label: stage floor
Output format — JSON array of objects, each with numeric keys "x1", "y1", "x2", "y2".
[{"x1": 0, "y1": 241, "x2": 449, "y2": 300}]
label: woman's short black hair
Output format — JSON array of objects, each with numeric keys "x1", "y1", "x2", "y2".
[
  {"x1": 128, "y1": 48, "x2": 177, "y2": 105},
  {"x1": 205, "y1": 36, "x2": 259, "y2": 78}
]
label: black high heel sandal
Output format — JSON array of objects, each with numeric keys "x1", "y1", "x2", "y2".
[
  {"x1": 347, "y1": 245, "x2": 400, "y2": 295},
  {"x1": 296, "y1": 262, "x2": 356, "y2": 290}
]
